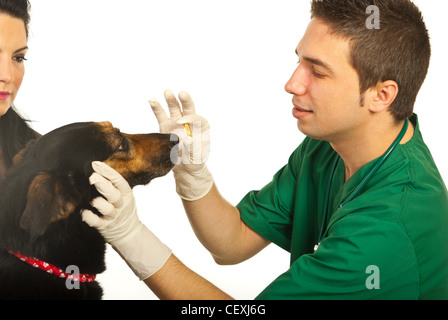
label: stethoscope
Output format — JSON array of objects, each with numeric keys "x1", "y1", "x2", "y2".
[{"x1": 314, "y1": 118, "x2": 409, "y2": 252}]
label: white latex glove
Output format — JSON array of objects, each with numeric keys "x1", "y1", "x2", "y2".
[
  {"x1": 81, "y1": 161, "x2": 172, "y2": 280},
  {"x1": 149, "y1": 90, "x2": 214, "y2": 201}
]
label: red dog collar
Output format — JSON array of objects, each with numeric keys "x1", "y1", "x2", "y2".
[{"x1": 6, "y1": 249, "x2": 96, "y2": 283}]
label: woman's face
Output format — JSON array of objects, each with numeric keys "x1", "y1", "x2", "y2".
[{"x1": 0, "y1": 14, "x2": 28, "y2": 117}]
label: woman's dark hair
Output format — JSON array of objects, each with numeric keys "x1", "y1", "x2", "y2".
[
  {"x1": 0, "y1": 109, "x2": 36, "y2": 167},
  {"x1": 0, "y1": 0, "x2": 35, "y2": 169},
  {"x1": 0, "y1": 0, "x2": 31, "y2": 36}
]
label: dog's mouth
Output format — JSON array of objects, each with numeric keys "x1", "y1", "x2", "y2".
[{"x1": 124, "y1": 156, "x2": 176, "y2": 188}]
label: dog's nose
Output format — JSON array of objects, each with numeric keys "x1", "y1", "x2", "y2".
[
  {"x1": 170, "y1": 133, "x2": 179, "y2": 146},
  {"x1": 168, "y1": 133, "x2": 179, "y2": 166}
]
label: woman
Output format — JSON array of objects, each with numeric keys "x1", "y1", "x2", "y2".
[
  {"x1": 0, "y1": 0, "x2": 230, "y2": 299},
  {"x1": 0, "y1": 0, "x2": 38, "y2": 181}
]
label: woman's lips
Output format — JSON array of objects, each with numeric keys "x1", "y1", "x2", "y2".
[{"x1": 0, "y1": 92, "x2": 11, "y2": 100}]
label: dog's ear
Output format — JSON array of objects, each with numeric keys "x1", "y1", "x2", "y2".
[{"x1": 20, "y1": 173, "x2": 76, "y2": 240}]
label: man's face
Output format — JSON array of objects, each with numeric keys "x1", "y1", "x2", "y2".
[{"x1": 286, "y1": 18, "x2": 370, "y2": 143}]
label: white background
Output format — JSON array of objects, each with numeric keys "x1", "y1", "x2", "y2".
[{"x1": 15, "y1": 1, "x2": 448, "y2": 299}]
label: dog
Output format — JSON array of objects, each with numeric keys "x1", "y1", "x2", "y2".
[{"x1": 0, "y1": 121, "x2": 178, "y2": 299}]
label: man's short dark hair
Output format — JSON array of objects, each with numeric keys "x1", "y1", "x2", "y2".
[{"x1": 311, "y1": 0, "x2": 431, "y2": 122}]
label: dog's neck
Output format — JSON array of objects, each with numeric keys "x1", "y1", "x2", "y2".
[
  {"x1": 5, "y1": 248, "x2": 97, "y2": 283},
  {"x1": 0, "y1": 171, "x2": 107, "y2": 276}
]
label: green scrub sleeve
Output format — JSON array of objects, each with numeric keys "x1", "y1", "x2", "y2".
[
  {"x1": 237, "y1": 143, "x2": 305, "y2": 252},
  {"x1": 255, "y1": 213, "x2": 420, "y2": 300},
  {"x1": 237, "y1": 164, "x2": 297, "y2": 252}
]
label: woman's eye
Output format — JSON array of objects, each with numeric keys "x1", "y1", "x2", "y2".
[{"x1": 13, "y1": 55, "x2": 27, "y2": 63}]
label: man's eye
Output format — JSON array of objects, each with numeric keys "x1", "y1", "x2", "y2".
[{"x1": 312, "y1": 70, "x2": 325, "y2": 79}]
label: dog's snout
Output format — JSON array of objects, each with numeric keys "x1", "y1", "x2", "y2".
[{"x1": 105, "y1": 132, "x2": 179, "y2": 187}]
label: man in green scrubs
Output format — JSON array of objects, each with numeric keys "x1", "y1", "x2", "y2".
[
  {"x1": 86, "y1": 0, "x2": 448, "y2": 299},
  {"x1": 239, "y1": 114, "x2": 447, "y2": 299}
]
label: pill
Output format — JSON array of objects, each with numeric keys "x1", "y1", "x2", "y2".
[{"x1": 184, "y1": 123, "x2": 192, "y2": 137}]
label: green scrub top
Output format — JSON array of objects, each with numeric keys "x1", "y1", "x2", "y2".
[{"x1": 237, "y1": 115, "x2": 448, "y2": 299}]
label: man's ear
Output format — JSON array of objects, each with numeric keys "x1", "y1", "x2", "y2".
[
  {"x1": 20, "y1": 173, "x2": 76, "y2": 241},
  {"x1": 368, "y1": 80, "x2": 399, "y2": 113}
]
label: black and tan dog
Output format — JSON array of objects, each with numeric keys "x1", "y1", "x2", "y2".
[{"x1": 0, "y1": 122, "x2": 178, "y2": 299}]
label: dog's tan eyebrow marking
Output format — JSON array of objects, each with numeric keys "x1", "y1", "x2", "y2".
[
  {"x1": 96, "y1": 122, "x2": 119, "y2": 136},
  {"x1": 96, "y1": 121, "x2": 113, "y2": 128}
]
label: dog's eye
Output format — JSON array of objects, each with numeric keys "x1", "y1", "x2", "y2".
[{"x1": 116, "y1": 138, "x2": 129, "y2": 152}]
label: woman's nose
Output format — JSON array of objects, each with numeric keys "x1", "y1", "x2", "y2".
[{"x1": 0, "y1": 58, "x2": 14, "y2": 83}]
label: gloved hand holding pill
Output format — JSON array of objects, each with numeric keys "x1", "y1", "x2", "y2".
[{"x1": 149, "y1": 90, "x2": 214, "y2": 201}]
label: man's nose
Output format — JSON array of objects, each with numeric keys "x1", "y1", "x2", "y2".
[{"x1": 285, "y1": 65, "x2": 307, "y2": 96}]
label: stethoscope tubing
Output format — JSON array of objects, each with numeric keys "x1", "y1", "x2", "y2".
[{"x1": 316, "y1": 118, "x2": 410, "y2": 248}]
